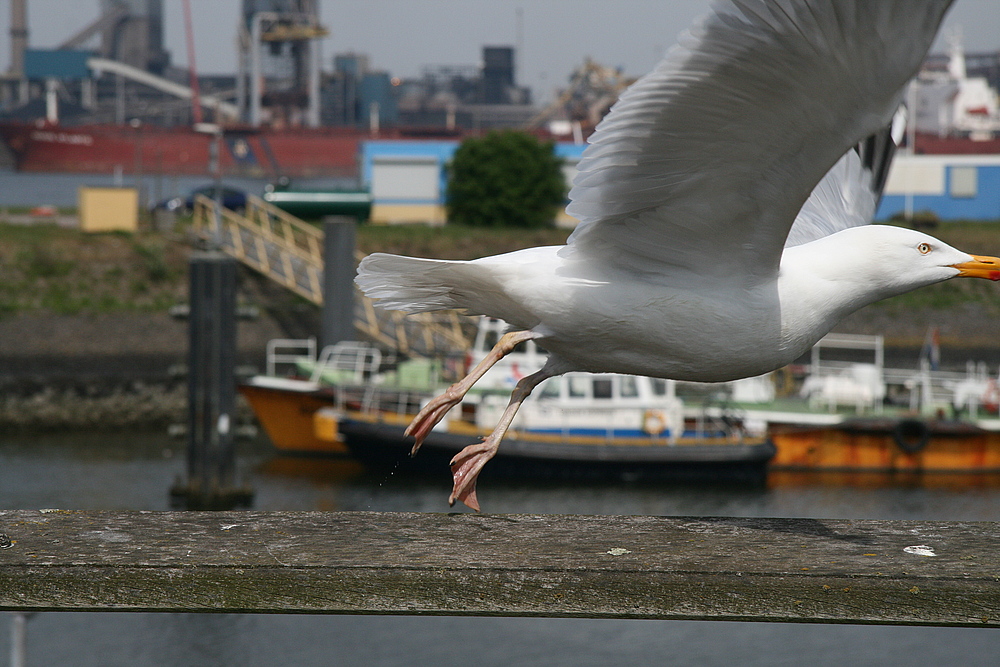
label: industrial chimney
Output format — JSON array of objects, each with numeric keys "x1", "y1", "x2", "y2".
[{"x1": 9, "y1": 0, "x2": 27, "y2": 78}]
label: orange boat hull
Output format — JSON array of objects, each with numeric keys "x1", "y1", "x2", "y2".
[
  {"x1": 239, "y1": 382, "x2": 349, "y2": 456},
  {"x1": 770, "y1": 419, "x2": 1000, "y2": 473}
]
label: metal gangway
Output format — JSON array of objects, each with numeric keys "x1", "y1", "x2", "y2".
[{"x1": 191, "y1": 194, "x2": 474, "y2": 358}]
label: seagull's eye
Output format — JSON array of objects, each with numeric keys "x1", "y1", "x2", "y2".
[{"x1": 917, "y1": 243, "x2": 932, "y2": 255}]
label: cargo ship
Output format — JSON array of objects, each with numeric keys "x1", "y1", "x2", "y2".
[
  {"x1": 2, "y1": 116, "x2": 998, "y2": 181},
  {"x1": 911, "y1": 131, "x2": 1000, "y2": 155},
  {"x1": 0, "y1": 120, "x2": 371, "y2": 178}
]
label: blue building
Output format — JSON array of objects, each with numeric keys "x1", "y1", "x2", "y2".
[
  {"x1": 877, "y1": 155, "x2": 1000, "y2": 221},
  {"x1": 361, "y1": 139, "x2": 1000, "y2": 225},
  {"x1": 360, "y1": 139, "x2": 586, "y2": 225}
]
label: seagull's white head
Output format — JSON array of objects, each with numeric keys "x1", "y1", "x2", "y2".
[
  {"x1": 781, "y1": 225, "x2": 1000, "y2": 319},
  {"x1": 811, "y1": 224, "x2": 996, "y2": 284},
  {"x1": 865, "y1": 225, "x2": 1000, "y2": 289}
]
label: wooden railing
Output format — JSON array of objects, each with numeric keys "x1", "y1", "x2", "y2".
[
  {"x1": 1, "y1": 510, "x2": 998, "y2": 625},
  {"x1": 191, "y1": 194, "x2": 474, "y2": 357}
]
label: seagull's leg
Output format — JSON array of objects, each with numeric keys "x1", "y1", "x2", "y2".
[
  {"x1": 449, "y1": 367, "x2": 555, "y2": 511},
  {"x1": 405, "y1": 329, "x2": 539, "y2": 455}
]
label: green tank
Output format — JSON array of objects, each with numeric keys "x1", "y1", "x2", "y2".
[{"x1": 263, "y1": 186, "x2": 371, "y2": 221}]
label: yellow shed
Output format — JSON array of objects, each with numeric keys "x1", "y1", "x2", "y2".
[{"x1": 78, "y1": 187, "x2": 139, "y2": 232}]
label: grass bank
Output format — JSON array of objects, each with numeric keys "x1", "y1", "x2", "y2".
[
  {"x1": 0, "y1": 219, "x2": 997, "y2": 328},
  {"x1": 0, "y1": 223, "x2": 187, "y2": 316}
]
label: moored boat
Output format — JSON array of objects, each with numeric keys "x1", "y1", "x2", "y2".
[
  {"x1": 240, "y1": 376, "x2": 344, "y2": 457},
  {"x1": 331, "y1": 369, "x2": 775, "y2": 484},
  {"x1": 768, "y1": 417, "x2": 1000, "y2": 473},
  {"x1": 243, "y1": 319, "x2": 774, "y2": 482},
  {"x1": 334, "y1": 412, "x2": 774, "y2": 485},
  {"x1": 727, "y1": 332, "x2": 1000, "y2": 474},
  {"x1": 237, "y1": 338, "x2": 432, "y2": 457}
]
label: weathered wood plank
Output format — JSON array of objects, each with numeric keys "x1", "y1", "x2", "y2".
[{"x1": 1, "y1": 510, "x2": 998, "y2": 625}]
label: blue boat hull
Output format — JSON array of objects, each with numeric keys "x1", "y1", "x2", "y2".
[{"x1": 338, "y1": 417, "x2": 775, "y2": 485}]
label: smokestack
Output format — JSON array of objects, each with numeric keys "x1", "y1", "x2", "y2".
[{"x1": 9, "y1": 0, "x2": 27, "y2": 78}]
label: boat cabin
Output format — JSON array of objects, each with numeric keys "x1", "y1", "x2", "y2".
[{"x1": 474, "y1": 372, "x2": 686, "y2": 443}]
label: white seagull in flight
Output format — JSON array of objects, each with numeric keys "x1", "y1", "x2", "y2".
[{"x1": 357, "y1": 0, "x2": 1000, "y2": 510}]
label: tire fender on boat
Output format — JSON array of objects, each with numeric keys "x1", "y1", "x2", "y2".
[
  {"x1": 892, "y1": 419, "x2": 931, "y2": 454},
  {"x1": 643, "y1": 410, "x2": 667, "y2": 436}
]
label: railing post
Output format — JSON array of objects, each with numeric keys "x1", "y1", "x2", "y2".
[
  {"x1": 9, "y1": 612, "x2": 27, "y2": 667},
  {"x1": 322, "y1": 216, "x2": 357, "y2": 349}
]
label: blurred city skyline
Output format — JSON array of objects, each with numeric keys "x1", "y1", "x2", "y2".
[{"x1": 0, "y1": 1, "x2": 997, "y2": 104}]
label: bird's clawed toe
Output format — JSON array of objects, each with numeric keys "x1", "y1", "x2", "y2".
[{"x1": 448, "y1": 439, "x2": 499, "y2": 512}]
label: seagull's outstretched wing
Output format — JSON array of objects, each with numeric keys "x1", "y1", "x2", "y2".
[
  {"x1": 564, "y1": 0, "x2": 952, "y2": 285},
  {"x1": 785, "y1": 107, "x2": 907, "y2": 248}
]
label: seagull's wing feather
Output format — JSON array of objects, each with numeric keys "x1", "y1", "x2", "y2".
[
  {"x1": 564, "y1": 0, "x2": 952, "y2": 284},
  {"x1": 785, "y1": 107, "x2": 906, "y2": 247}
]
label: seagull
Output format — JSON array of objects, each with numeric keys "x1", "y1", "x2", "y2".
[{"x1": 357, "y1": 0, "x2": 1000, "y2": 511}]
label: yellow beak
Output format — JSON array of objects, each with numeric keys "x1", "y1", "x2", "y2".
[{"x1": 952, "y1": 255, "x2": 1000, "y2": 281}]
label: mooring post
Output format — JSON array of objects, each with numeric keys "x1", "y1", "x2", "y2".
[
  {"x1": 171, "y1": 251, "x2": 252, "y2": 509},
  {"x1": 321, "y1": 216, "x2": 356, "y2": 349}
]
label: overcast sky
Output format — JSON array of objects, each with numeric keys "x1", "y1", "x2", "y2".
[{"x1": 1, "y1": 1, "x2": 998, "y2": 103}]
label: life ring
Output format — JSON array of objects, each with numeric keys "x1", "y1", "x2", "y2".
[
  {"x1": 643, "y1": 410, "x2": 667, "y2": 435},
  {"x1": 892, "y1": 419, "x2": 930, "y2": 454}
]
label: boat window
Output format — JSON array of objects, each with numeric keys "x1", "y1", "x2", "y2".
[
  {"x1": 620, "y1": 376, "x2": 639, "y2": 398},
  {"x1": 538, "y1": 378, "x2": 561, "y2": 399},
  {"x1": 651, "y1": 378, "x2": 668, "y2": 396},
  {"x1": 592, "y1": 378, "x2": 613, "y2": 400},
  {"x1": 568, "y1": 376, "x2": 589, "y2": 398}
]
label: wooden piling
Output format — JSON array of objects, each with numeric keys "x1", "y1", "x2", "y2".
[
  {"x1": 1, "y1": 511, "x2": 998, "y2": 626},
  {"x1": 321, "y1": 216, "x2": 356, "y2": 349},
  {"x1": 170, "y1": 252, "x2": 252, "y2": 509}
]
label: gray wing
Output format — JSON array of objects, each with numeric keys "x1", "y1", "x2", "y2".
[
  {"x1": 563, "y1": 0, "x2": 953, "y2": 286},
  {"x1": 785, "y1": 107, "x2": 907, "y2": 247}
]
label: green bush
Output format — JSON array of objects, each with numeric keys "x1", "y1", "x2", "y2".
[{"x1": 446, "y1": 131, "x2": 566, "y2": 228}]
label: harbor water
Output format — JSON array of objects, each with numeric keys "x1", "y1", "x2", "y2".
[{"x1": 2, "y1": 430, "x2": 1000, "y2": 666}]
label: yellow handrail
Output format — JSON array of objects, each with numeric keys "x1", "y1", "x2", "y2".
[{"x1": 191, "y1": 194, "x2": 474, "y2": 357}]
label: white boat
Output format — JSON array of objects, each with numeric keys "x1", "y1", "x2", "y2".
[{"x1": 336, "y1": 366, "x2": 774, "y2": 484}]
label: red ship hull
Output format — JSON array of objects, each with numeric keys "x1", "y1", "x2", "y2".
[
  {"x1": 913, "y1": 131, "x2": 1000, "y2": 155},
  {"x1": 0, "y1": 121, "x2": 364, "y2": 178}
]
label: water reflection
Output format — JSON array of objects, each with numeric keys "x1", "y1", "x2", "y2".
[
  {"x1": 258, "y1": 452, "x2": 1000, "y2": 521},
  {"x1": 4, "y1": 431, "x2": 1000, "y2": 521},
  {"x1": 769, "y1": 469, "x2": 1000, "y2": 491}
]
